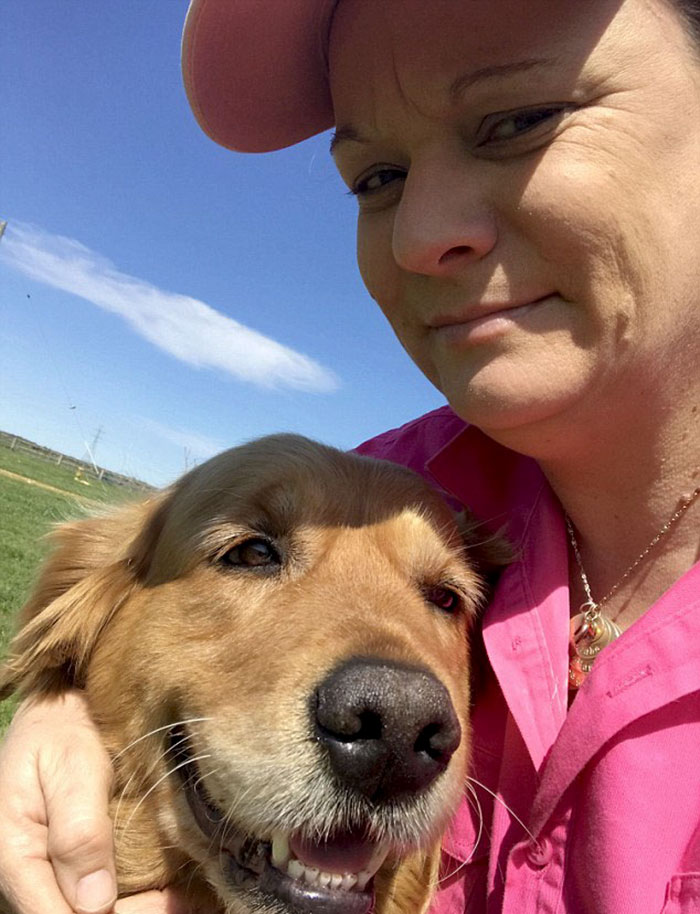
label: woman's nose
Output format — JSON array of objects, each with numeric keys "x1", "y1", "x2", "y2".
[{"x1": 391, "y1": 163, "x2": 498, "y2": 276}]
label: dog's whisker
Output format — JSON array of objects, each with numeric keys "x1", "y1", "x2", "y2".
[
  {"x1": 437, "y1": 781, "x2": 485, "y2": 884},
  {"x1": 193, "y1": 765, "x2": 222, "y2": 794},
  {"x1": 464, "y1": 775, "x2": 535, "y2": 843},
  {"x1": 464, "y1": 781, "x2": 485, "y2": 841},
  {"x1": 113, "y1": 767, "x2": 142, "y2": 838},
  {"x1": 120, "y1": 754, "x2": 212, "y2": 841},
  {"x1": 214, "y1": 781, "x2": 259, "y2": 858},
  {"x1": 114, "y1": 718, "x2": 213, "y2": 760},
  {"x1": 114, "y1": 726, "x2": 208, "y2": 843}
]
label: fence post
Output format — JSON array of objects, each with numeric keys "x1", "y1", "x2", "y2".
[{"x1": 56, "y1": 454, "x2": 63, "y2": 465}]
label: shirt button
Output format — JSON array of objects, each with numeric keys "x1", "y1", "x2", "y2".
[{"x1": 526, "y1": 838, "x2": 553, "y2": 868}]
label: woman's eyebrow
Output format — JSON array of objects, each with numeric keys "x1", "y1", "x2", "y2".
[
  {"x1": 449, "y1": 57, "x2": 559, "y2": 99},
  {"x1": 329, "y1": 57, "x2": 560, "y2": 155},
  {"x1": 329, "y1": 125, "x2": 368, "y2": 156}
]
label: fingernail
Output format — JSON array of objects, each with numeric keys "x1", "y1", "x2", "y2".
[{"x1": 75, "y1": 869, "x2": 116, "y2": 913}]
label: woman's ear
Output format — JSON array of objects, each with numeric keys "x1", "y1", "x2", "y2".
[{"x1": 0, "y1": 494, "x2": 168, "y2": 700}]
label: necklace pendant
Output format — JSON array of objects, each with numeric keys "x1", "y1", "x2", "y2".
[{"x1": 568, "y1": 608, "x2": 622, "y2": 690}]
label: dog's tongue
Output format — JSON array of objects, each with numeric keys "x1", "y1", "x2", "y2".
[{"x1": 289, "y1": 828, "x2": 381, "y2": 875}]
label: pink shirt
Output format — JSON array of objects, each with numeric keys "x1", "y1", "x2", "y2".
[{"x1": 358, "y1": 407, "x2": 700, "y2": 914}]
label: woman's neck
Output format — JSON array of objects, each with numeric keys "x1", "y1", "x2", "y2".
[
  {"x1": 546, "y1": 404, "x2": 699, "y2": 627},
  {"x1": 486, "y1": 387, "x2": 700, "y2": 627}
]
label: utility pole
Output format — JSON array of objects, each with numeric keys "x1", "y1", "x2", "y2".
[
  {"x1": 80, "y1": 426, "x2": 104, "y2": 477},
  {"x1": 91, "y1": 425, "x2": 104, "y2": 458}
]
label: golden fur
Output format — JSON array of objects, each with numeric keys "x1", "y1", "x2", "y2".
[{"x1": 0, "y1": 435, "x2": 503, "y2": 914}]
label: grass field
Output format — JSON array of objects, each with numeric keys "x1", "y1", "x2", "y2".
[
  {"x1": 0, "y1": 445, "x2": 140, "y2": 731},
  {"x1": 0, "y1": 443, "x2": 133, "y2": 502}
]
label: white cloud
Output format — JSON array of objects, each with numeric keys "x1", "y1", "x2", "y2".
[{"x1": 0, "y1": 222, "x2": 339, "y2": 393}]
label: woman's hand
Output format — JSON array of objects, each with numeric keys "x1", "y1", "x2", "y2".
[
  {"x1": 0, "y1": 693, "x2": 195, "y2": 914},
  {"x1": 0, "y1": 691, "x2": 118, "y2": 914}
]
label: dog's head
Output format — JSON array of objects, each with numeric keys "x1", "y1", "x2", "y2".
[{"x1": 1, "y1": 435, "x2": 506, "y2": 914}]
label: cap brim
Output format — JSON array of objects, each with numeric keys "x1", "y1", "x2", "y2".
[{"x1": 182, "y1": 0, "x2": 336, "y2": 152}]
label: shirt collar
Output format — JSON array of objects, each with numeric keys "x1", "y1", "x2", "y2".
[
  {"x1": 427, "y1": 424, "x2": 571, "y2": 768},
  {"x1": 425, "y1": 423, "x2": 547, "y2": 544}
]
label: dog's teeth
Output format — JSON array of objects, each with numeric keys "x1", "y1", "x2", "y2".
[
  {"x1": 303, "y1": 866, "x2": 320, "y2": 885},
  {"x1": 287, "y1": 859, "x2": 305, "y2": 881},
  {"x1": 271, "y1": 832, "x2": 290, "y2": 868},
  {"x1": 356, "y1": 871, "x2": 372, "y2": 891},
  {"x1": 284, "y1": 856, "x2": 372, "y2": 893}
]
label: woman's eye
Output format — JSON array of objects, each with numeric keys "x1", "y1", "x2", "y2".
[
  {"x1": 351, "y1": 166, "x2": 405, "y2": 197},
  {"x1": 220, "y1": 538, "x2": 280, "y2": 569},
  {"x1": 424, "y1": 585, "x2": 462, "y2": 614},
  {"x1": 479, "y1": 105, "x2": 569, "y2": 146}
]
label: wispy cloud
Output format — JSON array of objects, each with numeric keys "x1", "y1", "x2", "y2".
[
  {"x1": 140, "y1": 418, "x2": 224, "y2": 462},
  {"x1": 0, "y1": 221, "x2": 339, "y2": 393}
]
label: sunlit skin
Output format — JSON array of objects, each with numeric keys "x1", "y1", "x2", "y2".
[
  {"x1": 329, "y1": 0, "x2": 700, "y2": 452},
  {"x1": 329, "y1": 0, "x2": 700, "y2": 615}
]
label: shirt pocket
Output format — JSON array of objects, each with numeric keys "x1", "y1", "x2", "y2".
[{"x1": 661, "y1": 874, "x2": 700, "y2": 913}]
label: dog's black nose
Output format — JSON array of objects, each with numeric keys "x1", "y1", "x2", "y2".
[{"x1": 314, "y1": 657, "x2": 461, "y2": 801}]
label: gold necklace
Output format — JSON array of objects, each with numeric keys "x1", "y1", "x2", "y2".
[{"x1": 567, "y1": 484, "x2": 700, "y2": 690}]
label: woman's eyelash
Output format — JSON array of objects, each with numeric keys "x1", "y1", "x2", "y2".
[
  {"x1": 349, "y1": 166, "x2": 405, "y2": 197},
  {"x1": 347, "y1": 104, "x2": 570, "y2": 196},
  {"x1": 479, "y1": 104, "x2": 570, "y2": 144}
]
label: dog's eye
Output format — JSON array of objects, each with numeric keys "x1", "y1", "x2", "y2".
[
  {"x1": 220, "y1": 538, "x2": 280, "y2": 569},
  {"x1": 424, "y1": 585, "x2": 462, "y2": 614}
]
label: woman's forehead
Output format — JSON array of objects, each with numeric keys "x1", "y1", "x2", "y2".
[{"x1": 328, "y1": 0, "x2": 623, "y2": 108}]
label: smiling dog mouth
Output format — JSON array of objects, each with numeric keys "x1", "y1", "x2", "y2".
[{"x1": 168, "y1": 726, "x2": 390, "y2": 914}]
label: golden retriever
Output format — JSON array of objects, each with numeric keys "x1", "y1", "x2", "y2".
[{"x1": 0, "y1": 435, "x2": 502, "y2": 914}]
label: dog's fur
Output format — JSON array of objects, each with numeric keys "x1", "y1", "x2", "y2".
[{"x1": 0, "y1": 436, "x2": 503, "y2": 914}]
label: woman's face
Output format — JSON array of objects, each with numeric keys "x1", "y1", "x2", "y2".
[{"x1": 329, "y1": 0, "x2": 700, "y2": 442}]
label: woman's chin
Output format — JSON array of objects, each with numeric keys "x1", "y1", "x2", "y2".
[{"x1": 437, "y1": 362, "x2": 594, "y2": 448}]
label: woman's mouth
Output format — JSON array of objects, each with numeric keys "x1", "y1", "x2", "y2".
[{"x1": 429, "y1": 294, "x2": 557, "y2": 343}]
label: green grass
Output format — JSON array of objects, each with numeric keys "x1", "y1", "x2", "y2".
[
  {"x1": 0, "y1": 447, "x2": 139, "y2": 731},
  {"x1": 0, "y1": 477, "x2": 79, "y2": 728},
  {"x1": 0, "y1": 443, "x2": 130, "y2": 502}
]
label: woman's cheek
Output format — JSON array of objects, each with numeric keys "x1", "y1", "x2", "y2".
[{"x1": 356, "y1": 212, "x2": 401, "y2": 311}]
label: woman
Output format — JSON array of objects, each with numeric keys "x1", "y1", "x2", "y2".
[{"x1": 1, "y1": 1, "x2": 698, "y2": 912}]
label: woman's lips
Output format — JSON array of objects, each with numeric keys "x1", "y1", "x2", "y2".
[{"x1": 428, "y1": 294, "x2": 556, "y2": 342}]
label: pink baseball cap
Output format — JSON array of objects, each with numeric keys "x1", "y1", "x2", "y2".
[{"x1": 182, "y1": 0, "x2": 339, "y2": 152}]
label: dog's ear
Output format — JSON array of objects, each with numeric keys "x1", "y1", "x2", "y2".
[
  {"x1": 455, "y1": 510, "x2": 514, "y2": 701},
  {"x1": 0, "y1": 494, "x2": 168, "y2": 701},
  {"x1": 455, "y1": 509, "x2": 513, "y2": 585}
]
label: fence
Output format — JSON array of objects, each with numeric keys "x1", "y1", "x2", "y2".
[{"x1": 0, "y1": 430, "x2": 154, "y2": 494}]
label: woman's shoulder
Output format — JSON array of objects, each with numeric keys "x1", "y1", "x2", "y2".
[{"x1": 354, "y1": 406, "x2": 468, "y2": 477}]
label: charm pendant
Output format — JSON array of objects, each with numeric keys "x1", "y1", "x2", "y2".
[{"x1": 568, "y1": 604, "x2": 622, "y2": 690}]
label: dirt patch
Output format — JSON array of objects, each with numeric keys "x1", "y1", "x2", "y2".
[{"x1": 0, "y1": 468, "x2": 101, "y2": 505}]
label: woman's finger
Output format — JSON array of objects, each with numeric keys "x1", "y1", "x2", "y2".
[
  {"x1": 43, "y1": 742, "x2": 117, "y2": 914},
  {"x1": 0, "y1": 693, "x2": 117, "y2": 914}
]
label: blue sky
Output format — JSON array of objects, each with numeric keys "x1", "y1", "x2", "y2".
[{"x1": 1, "y1": 2, "x2": 444, "y2": 485}]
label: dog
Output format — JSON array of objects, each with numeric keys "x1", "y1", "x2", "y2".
[{"x1": 0, "y1": 435, "x2": 505, "y2": 914}]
